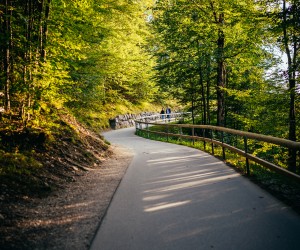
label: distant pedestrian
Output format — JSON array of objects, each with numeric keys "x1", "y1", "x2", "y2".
[
  {"x1": 166, "y1": 107, "x2": 171, "y2": 121},
  {"x1": 160, "y1": 108, "x2": 165, "y2": 120}
]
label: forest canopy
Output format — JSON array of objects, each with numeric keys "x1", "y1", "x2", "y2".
[
  {"x1": 0, "y1": 0, "x2": 299, "y2": 142},
  {"x1": 0, "y1": 0, "x2": 158, "y2": 130},
  {"x1": 150, "y1": 0, "x2": 299, "y2": 139}
]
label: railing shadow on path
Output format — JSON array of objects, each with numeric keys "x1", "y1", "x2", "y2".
[
  {"x1": 90, "y1": 125, "x2": 300, "y2": 250},
  {"x1": 140, "y1": 148, "x2": 300, "y2": 249},
  {"x1": 135, "y1": 113, "x2": 300, "y2": 182}
]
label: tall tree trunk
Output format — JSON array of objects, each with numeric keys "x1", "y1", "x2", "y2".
[
  {"x1": 3, "y1": 0, "x2": 12, "y2": 112},
  {"x1": 282, "y1": 0, "x2": 297, "y2": 171},
  {"x1": 206, "y1": 53, "x2": 211, "y2": 125},
  {"x1": 197, "y1": 42, "x2": 206, "y2": 125},
  {"x1": 210, "y1": 2, "x2": 226, "y2": 127},
  {"x1": 190, "y1": 79, "x2": 196, "y2": 124},
  {"x1": 216, "y1": 27, "x2": 225, "y2": 127},
  {"x1": 41, "y1": 0, "x2": 51, "y2": 61},
  {"x1": 4, "y1": 44, "x2": 11, "y2": 112},
  {"x1": 23, "y1": 0, "x2": 33, "y2": 123},
  {"x1": 199, "y1": 64, "x2": 206, "y2": 125}
]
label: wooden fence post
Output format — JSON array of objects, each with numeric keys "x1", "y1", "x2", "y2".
[
  {"x1": 167, "y1": 124, "x2": 169, "y2": 142},
  {"x1": 179, "y1": 126, "x2": 182, "y2": 143},
  {"x1": 222, "y1": 131, "x2": 225, "y2": 160},
  {"x1": 203, "y1": 128, "x2": 206, "y2": 150},
  {"x1": 147, "y1": 123, "x2": 149, "y2": 138},
  {"x1": 192, "y1": 127, "x2": 195, "y2": 145},
  {"x1": 211, "y1": 130, "x2": 214, "y2": 155},
  {"x1": 244, "y1": 136, "x2": 250, "y2": 175}
]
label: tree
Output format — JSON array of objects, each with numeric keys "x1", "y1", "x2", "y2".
[
  {"x1": 0, "y1": 0, "x2": 13, "y2": 112},
  {"x1": 281, "y1": 0, "x2": 299, "y2": 171},
  {"x1": 263, "y1": 0, "x2": 300, "y2": 170},
  {"x1": 0, "y1": 0, "x2": 52, "y2": 122},
  {"x1": 0, "y1": 0, "x2": 157, "y2": 129},
  {"x1": 152, "y1": 0, "x2": 267, "y2": 127}
]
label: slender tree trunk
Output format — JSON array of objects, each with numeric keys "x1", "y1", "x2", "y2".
[
  {"x1": 199, "y1": 65, "x2": 206, "y2": 125},
  {"x1": 24, "y1": 0, "x2": 33, "y2": 123},
  {"x1": 210, "y1": 2, "x2": 226, "y2": 127},
  {"x1": 216, "y1": 26, "x2": 225, "y2": 127},
  {"x1": 4, "y1": 44, "x2": 11, "y2": 112},
  {"x1": 206, "y1": 54, "x2": 211, "y2": 125},
  {"x1": 3, "y1": 0, "x2": 12, "y2": 112},
  {"x1": 191, "y1": 98, "x2": 195, "y2": 125},
  {"x1": 282, "y1": 0, "x2": 297, "y2": 171},
  {"x1": 41, "y1": 0, "x2": 51, "y2": 60},
  {"x1": 197, "y1": 42, "x2": 206, "y2": 125},
  {"x1": 190, "y1": 79, "x2": 195, "y2": 124}
]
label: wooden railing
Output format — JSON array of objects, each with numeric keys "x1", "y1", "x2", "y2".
[
  {"x1": 135, "y1": 115, "x2": 300, "y2": 182},
  {"x1": 135, "y1": 112, "x2": 192, "y2": 124}
]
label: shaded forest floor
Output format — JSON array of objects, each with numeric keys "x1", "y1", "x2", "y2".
[{"x1": 0, "y1": 114, "x2": 133, "y2": 249}]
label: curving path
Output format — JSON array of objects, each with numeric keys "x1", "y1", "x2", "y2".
[{"x1": 90, "y1": 127, "x2": 300, "y2": 250}]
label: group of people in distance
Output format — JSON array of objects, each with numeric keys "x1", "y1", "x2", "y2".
[{"x1": 160, "y1": 107, "x2": 171, "y2": 121}]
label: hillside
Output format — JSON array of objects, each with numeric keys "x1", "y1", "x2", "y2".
[{"x1": 0, "y1": 112, "x2": 132, "y2": 249}]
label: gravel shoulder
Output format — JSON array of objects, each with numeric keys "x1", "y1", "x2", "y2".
[{"x1": 0, "y1": 145, "x2": 133, "y2": 250}]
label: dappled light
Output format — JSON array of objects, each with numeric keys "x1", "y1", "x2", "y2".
[
  {"x1": 142, "y1": 152, "x2": 240, "y2": 215},
  {"x1": 89, "y1": 128, "x2": 300, "y2": 250},
  {"x1": 147, "y1": 154, "x2": 213, "y2": 165},
  {"x1": 20, "y1": 211, "x2": 92, "y2": 228},
  {"x1": 144, "y1": 172, "x2": 239, "y2": 194},
  {"x1": 144, "y1": 201, "x2": 191, "y2": 212},
  {"x1": 135, "y1": 147, "x2": 299, "y2": 249}
]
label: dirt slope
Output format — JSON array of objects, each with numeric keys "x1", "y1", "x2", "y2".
[{"x1": 0, "y1": 115, "x2": 133, "y2": 249}]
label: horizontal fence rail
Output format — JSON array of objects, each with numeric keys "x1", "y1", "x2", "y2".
[
  {"x1": 135, "y1": 112, "x2": 192, "y2": 124},
  {"x1": 135, "y1": 114, "x2": 300, "y2": 182}
]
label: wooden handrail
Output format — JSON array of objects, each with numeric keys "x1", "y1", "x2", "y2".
[
  {"x1": 135, "y1": 116, "x2": 300, "y2": 181},
  {"x1": 141, "y1": 122, "x2": 300, "y2": 149}
]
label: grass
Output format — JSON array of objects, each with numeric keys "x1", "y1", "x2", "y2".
[{"x1": 0, "y1": 150, "x2": 42, "y2": 175}]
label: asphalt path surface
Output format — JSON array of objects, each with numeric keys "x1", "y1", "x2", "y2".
[{"x1": 90, "y1": 127, "x2": 300, "y2": 250}]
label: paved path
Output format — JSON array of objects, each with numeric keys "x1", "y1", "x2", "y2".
[{"x1": 90, "y1": 127, "x2": 300, "y2": 250}]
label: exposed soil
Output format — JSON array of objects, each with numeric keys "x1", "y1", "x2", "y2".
[{"x1": 0, "y1": 116, "x2": 133, "y2": 250}]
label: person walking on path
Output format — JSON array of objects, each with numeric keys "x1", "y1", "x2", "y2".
[
  {"x1": 160, "y1": 108, "x2": 165, "y2": 120},
  {"x1": 166, "y1": 107, "x2": 171, "y2": 122}
]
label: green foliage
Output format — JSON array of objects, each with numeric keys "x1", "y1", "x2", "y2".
[
  {"x1": 151, "y1": 0, "x2": 270, "y2": 126},
  {"x1": 0, "y1": 0, "x2": 160, "y2": 132},
  {"x1": 137, "y1": 123, "x2": 300, "y2": 197},
  {"x1": 150, "y1": 0, "x2": 299, "y2": 141},
  {"x1": 0, "y1": 0, "x2": 299, "y2": 180},
  {"x1": 49, "y1": 0, "x2": 159, "y2": 129},
  {"x1": 0, "y1": 150, "x2": 42, "y2": 175}
]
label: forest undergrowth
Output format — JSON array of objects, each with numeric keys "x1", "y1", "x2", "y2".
[{"x1": 0, "y1": 108, "x2": 112, "y2": 248}]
